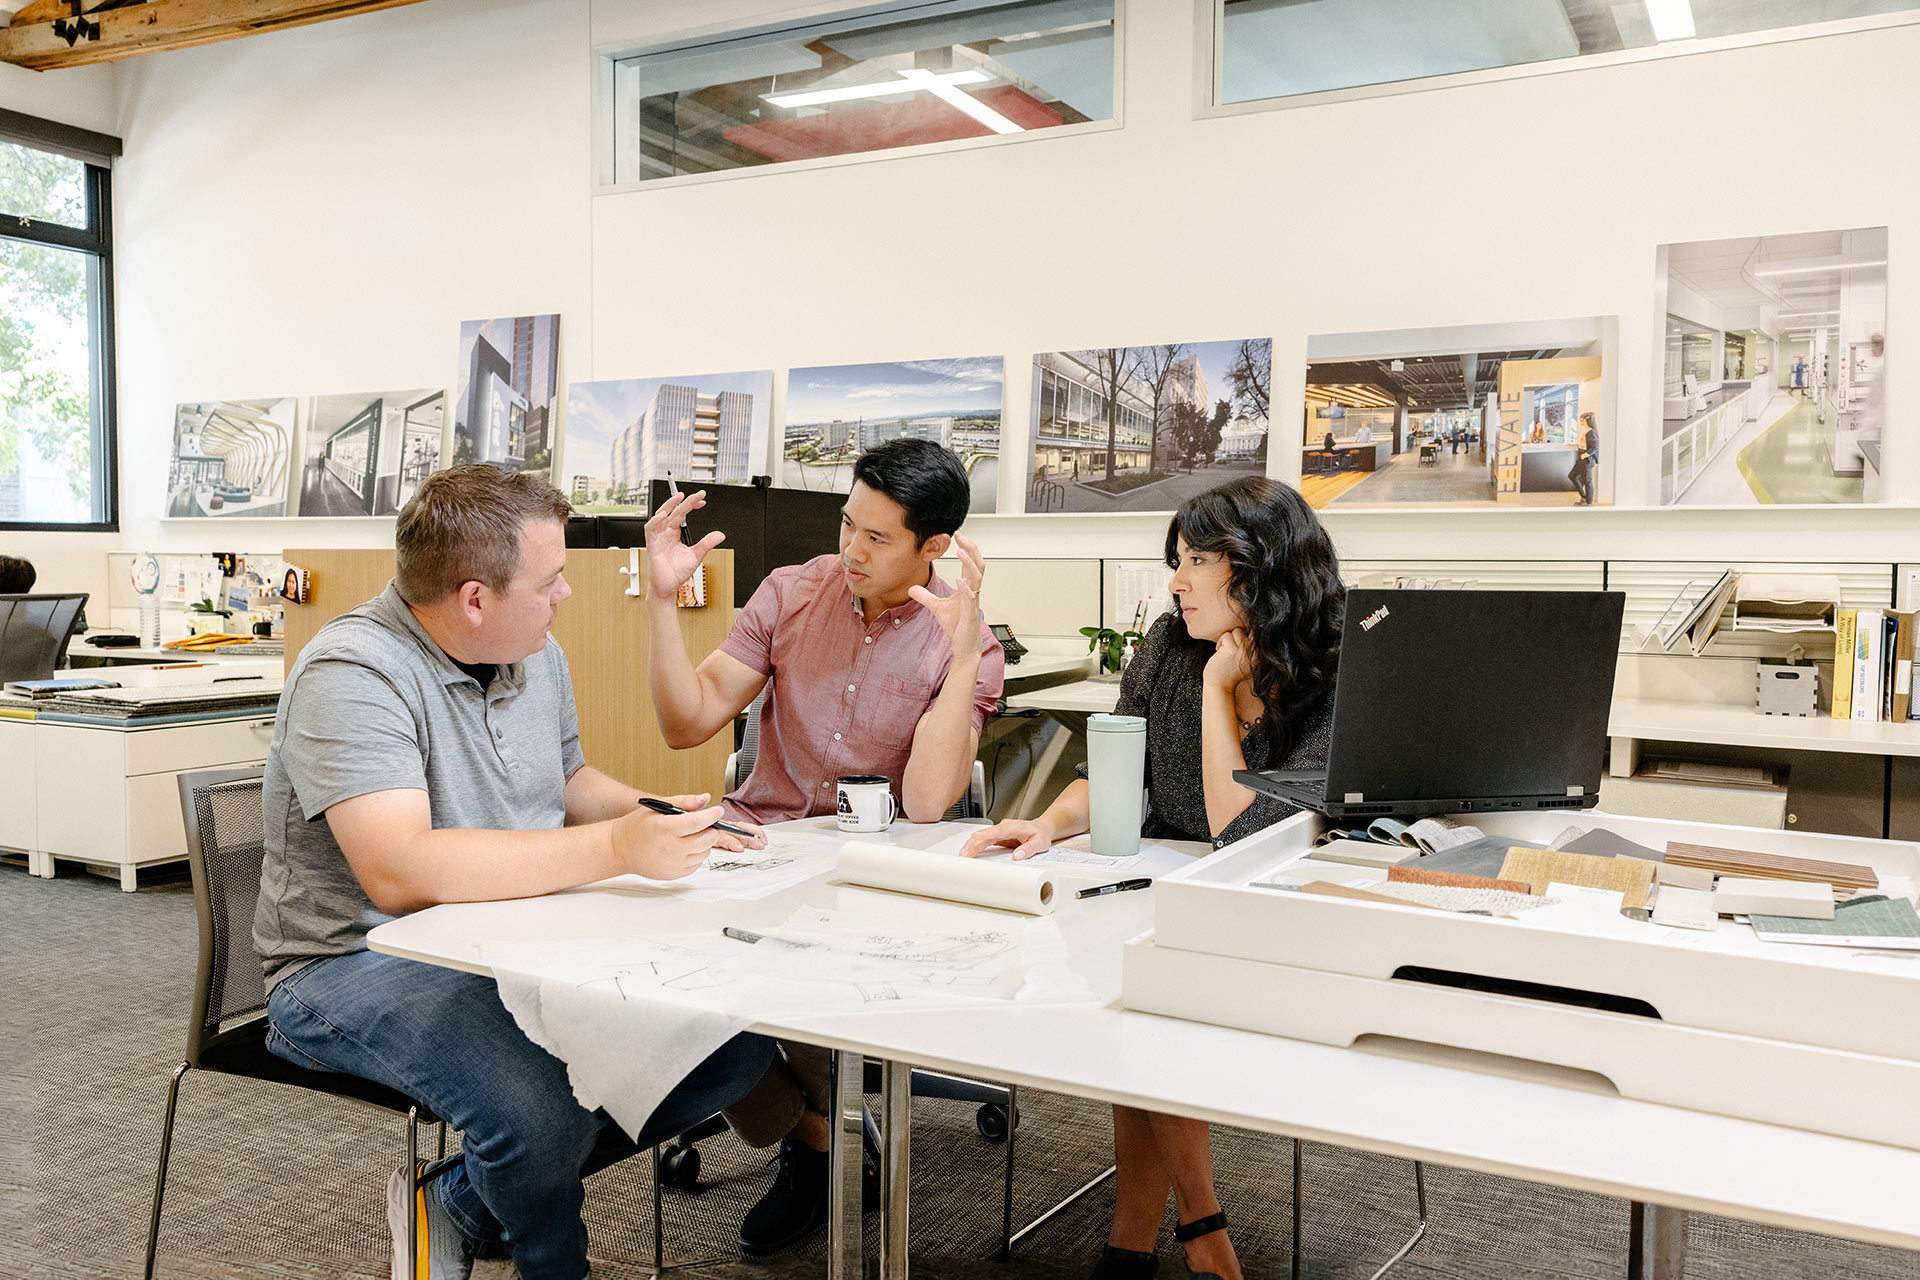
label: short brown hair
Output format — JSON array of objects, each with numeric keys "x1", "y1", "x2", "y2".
[{"x1": 394, "y1": 464, "x2": 572, "y2": 604}]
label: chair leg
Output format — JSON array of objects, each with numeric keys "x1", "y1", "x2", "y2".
[
  {"x1": 1290, "y1": 1137, "x2": 1302, "y2": 1280},
  {"x1": 1365, "y1": 1159, "x2": 1428, "y2": 1280},
  {"x1": 437, "y1": 1120, "x2": 447, "y2": 1161},
  {"x1": 405, "y1": 1107, "x2": 421, "y2": 1280},
  {"x1": 143, "y1": 1061, "x2": 192, "y2": 1280}
]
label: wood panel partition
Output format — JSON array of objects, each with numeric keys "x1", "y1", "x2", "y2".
[{"x1": 281, "y1": 548, "x2": 735, "y2": 798}]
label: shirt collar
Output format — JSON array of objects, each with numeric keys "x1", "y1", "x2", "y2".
[
  {"x1": 369, "y1": 581, "x2": 528, "y2": 691},
  {"x1": 843, "y1": 563, "x2": 949, "y2": 626}
]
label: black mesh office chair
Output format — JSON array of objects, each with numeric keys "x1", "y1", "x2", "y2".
[
  {"x1": 143, "y1": 766, "x2": 448, "y2": 1280},
  {"x1": 0, "y1": 592, "x2": 88, "y2": 682}
]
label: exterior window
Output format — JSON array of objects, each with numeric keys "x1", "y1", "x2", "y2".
[
  {"x1": 0, "y1": 132, "x2": 116, "y2": 528},
  {"x1": 1216, "y1": 0, "x2": 1920, "y2": 107},
  {"x1": 608, "y1": 0, "x2": 1117, "y2": 186}
]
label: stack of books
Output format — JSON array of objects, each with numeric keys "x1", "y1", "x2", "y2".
[{"x1": 1833, "y1": 606, "x2": 1918, "y2": 722}]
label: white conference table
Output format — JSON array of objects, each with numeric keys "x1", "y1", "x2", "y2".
[{"x1": 369, "y1": 818, "x2": 1920, "y2": 1280}]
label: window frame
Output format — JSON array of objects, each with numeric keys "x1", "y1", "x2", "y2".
[
  {"x1": 0, "y1": 118, "x2": 119, "y2": 533},
  {"x1": 1194, "y1": 1, "x2": 1920, "y2": 119},
  {"x1": 592, "y1": 0, "x2": 1127, "y2": 195}
]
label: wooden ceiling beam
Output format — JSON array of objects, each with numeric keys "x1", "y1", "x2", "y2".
[{"x1": 0, "y1": 0, "x2": 430, "y2": 70}]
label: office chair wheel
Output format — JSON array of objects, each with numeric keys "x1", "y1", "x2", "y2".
[
  {"x1": 660, "y1": 1143, "x2": 702, "y2": 1190},
  {"x1": 976, "y1": 1102, "x2": 1019, "y2": 1142}
]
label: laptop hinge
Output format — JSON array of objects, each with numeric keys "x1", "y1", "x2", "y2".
[
  {"x1": 1343, "y1": 792, "x2": 1364, "y2": 803},
  {"x1": 1567, "y1": 785, "x2": 1585, "y2": 797}
]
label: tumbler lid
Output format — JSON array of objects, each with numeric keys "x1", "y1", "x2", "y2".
[{"x1": 1086, "y1": 713, "x2": 1146, "y2": 734}]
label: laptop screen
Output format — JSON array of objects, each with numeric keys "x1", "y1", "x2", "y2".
[{"x1": 1320, "y1": 588, "x2": 1625, "y2": 805}]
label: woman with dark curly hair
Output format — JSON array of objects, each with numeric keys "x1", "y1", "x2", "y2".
[{"x1": 961, "y1": 476, "x2": 1343, "y2": 1280}]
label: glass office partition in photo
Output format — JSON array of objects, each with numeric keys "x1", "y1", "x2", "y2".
[
  {"x1": 608, "y1": 0, "x2": 1116, "y2": 185},
  {"x1": 1216, "y1": 0, "x2": 1920, "y2": 107},
  {"x1": 0, "y1": 136, "x2": 116, "y2": 529}
]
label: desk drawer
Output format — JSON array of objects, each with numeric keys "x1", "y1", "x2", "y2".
[{"x1": 123, "y1": 717, "x2": 276, "y2": 775}]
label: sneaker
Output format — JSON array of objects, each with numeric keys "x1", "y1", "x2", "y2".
[
  {"x1": 738, "y1": 1139, "x2": 830, "y2": 1255},
  {"x1": 388, "y1": 1160, "x2": 477, "y2": 1280}
]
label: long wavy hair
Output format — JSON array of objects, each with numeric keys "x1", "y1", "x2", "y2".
[{"x1": 1163, "y1": 477, "x2": 1344, "y2": 755}]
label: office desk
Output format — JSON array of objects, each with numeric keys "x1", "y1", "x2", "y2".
[{"x1": 368, "y1": 819, "x2": 1920, "y2": 1279}]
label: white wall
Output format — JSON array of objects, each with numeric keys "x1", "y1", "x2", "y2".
[
  {"x1": 0, "y1": 59, "x2": 117, "y2": 133},
  {"x1": 19, "y1": 0, "x2": 1920, "y2": 600}
]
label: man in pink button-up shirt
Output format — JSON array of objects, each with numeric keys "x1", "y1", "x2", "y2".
[{"x1": 644, "y1": 438, "x2": 1004, "y2": 1255}]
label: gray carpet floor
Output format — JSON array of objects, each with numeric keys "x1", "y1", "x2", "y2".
[{"x1": 7, "y1": 862, "x2": 1918, "y2": 1280}]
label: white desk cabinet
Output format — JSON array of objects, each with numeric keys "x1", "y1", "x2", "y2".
[
  {"x1": 32, "y1": 714, "x2": 275, "y2": 890},
  {"x1": 0, "y1": 718, "x2": 37, "y2": 864}
]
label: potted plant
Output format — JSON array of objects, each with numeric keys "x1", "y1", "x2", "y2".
[{"x1": 1080, "y1": 625, "x2": 1144, "y2": 681}]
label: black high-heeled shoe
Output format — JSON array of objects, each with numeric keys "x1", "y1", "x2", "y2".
[
  {"x1": 1175, "y1": 1211, "x2": 1229, "y2": 1280},
  {"x1": 1088, "y1": 1243, "x2": 1158, "y2": 1280}
]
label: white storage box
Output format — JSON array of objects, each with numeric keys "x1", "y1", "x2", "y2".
[{"x1": 1122, "y1": 810, "x2": 1920, "y2": 1149}]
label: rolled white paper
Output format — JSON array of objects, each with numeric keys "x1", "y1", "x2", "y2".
[{"x1": 835, "y1": 843, "x2": 1056, "y2": 915}]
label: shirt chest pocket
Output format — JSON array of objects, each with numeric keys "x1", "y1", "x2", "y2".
[{"x1": 865, "y1": 673, "x2": 937, "y2": 754}]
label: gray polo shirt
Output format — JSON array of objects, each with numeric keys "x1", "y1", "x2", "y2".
[{"x1": 254, "y1": 582, "x2": 586, "y2": 988}]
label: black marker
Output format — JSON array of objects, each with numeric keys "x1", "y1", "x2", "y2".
[
  {"x1": 1075, "y1": 878, "x2": 1153, "y2": 900},
  {"x1": 722, "y1": 926, "x2": 764, "y2": 945},
  {"x1": 636, "y1": 795, "x2": 759, "y2": 840}
]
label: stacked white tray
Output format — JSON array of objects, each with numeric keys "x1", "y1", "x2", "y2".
[{"x1": 1121, "y1": 810, "x2": 1920, "y2": 1149}]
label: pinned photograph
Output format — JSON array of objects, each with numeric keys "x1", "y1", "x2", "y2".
[
  {"x1": 1024, "y1": 339, "x2": 1270, "y2": 513},
  {"x1": 453, "y1": 314, "x2": 559, "y2": 480},
  {"x1": 295, "y1": 389, "x2": 445, "y2": 517},
  {"x1": 165, "y1": 399, "x2": 296, "y2": 518},
  {"x1": 783, "y1": 357, "x2": 1002, "y2": 513},
  {"x1": 562, "y1": 370, "x2": 772, "y2": 513},
  {"x1": 1300, "y1": 318, "x2": 1611, "y2": 509},
  {"x1": 1654, "y1": 227, "x2": 1887, "y2": 505}
]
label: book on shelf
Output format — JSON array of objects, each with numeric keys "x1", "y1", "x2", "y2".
[
  {"x1": 1887, "y1": 610, "x2": 1913, "y2": 722},
  {"x1": 1833, "y1": 609, "x2": 1856, "y2": 719},
  {"x1": 1853, "y1": 608, "x2": 1883, "y2": 723}
]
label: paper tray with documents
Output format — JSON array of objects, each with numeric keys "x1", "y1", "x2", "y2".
[{"x1": 1120, "y1": 810, "x2": 1920, "y2": 1149}]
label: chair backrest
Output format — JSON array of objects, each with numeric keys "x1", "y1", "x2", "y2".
[
  {"x1": 734, "y1": 685, "x2": 768, "y2": 788},
  {"x1": 0, "y1": 593, "x2": 89, "y2": 682},
  {"x1": 944, "y1": 759, "x2": 988, "y2": 821},
  {"x1": 177, "y1": 766, "x2": 269, "y2": 1065}
]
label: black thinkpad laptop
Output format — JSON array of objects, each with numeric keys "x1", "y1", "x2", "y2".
[{"x1": 1235, "y1": 588, "x2": 1626, "y2": 820}]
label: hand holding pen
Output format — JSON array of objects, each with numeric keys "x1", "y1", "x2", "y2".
[{"x1": 615, "y1": 792, "x2": 764, "y2": 882}]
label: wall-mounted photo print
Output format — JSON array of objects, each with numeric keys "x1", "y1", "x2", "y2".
[
  {"x1": 453, "y1": 314, "x2": 559, "y2": 481},
  {"x1": 783, "y1": 357, "x2": 1003, "y2": 513},
  {"x1": 1654, "y1": 226, "x2": 1887, "y2": 505},
  {"x1": 165, "y1": 398, "x2": 296, "y2": 518},
  {"x1": 1300, "y1": 318, "x2": 1610, "y2": 510},
  {"x1": 1023, "y1": 339, "x2": 1270, "y2": 513},
  {"x1": 562, "y1": 371, "x2": 772, "y2": 513},
  {"x1": 296, "y1": 389, "x2": 446, "y2": 517}
]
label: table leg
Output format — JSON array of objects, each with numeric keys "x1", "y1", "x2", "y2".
[
  {"x1": 880, "y1": 1059, "x2": 910, "y2": 1280},
  {"x1": 1628, "y1": 1202, "x2": 1688, "y2": 1279},
  {"x1": 828, "y1": 1050, "x2": 865, "y2": 1280}
]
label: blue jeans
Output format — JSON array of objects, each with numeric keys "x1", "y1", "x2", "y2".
[{"x1": 266, "y1": 948, "x2": 773, "y2": 1280}]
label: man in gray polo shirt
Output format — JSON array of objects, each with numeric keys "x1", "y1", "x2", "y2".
[{"x1": 255, "y1": 465, "x2": 772, "y2": 1280}]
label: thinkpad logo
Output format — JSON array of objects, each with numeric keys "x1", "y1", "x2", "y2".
[{"x1": 1360, "y1": 605, "x2": 1390, "y2": 631}]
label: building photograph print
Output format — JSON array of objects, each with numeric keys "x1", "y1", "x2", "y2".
[
  {"x1": 1300, "y1": 318, "x2": 1613, "y2": 510},
  {"x1": 165, "y1": 398, "x2": 295, "y2": 517},
  {"x1": 1023, "y1": 338, "x2": 1270, "y2": 513},
  {"x1": 782, "y1": 357, "x2": 1002, "y2": 513},
  {"x1": 1654, "y1": 226, "x2": 1887, "y2": 505},
  {"x1": 563, "y1": 370, "x2": 772, "y2": 513},
  {"x1": 453, "y1": 313, "x2": 559, "y2": 481},
  {"x1": 294, "y1": 389, "x2": 446, "y2": 517}
]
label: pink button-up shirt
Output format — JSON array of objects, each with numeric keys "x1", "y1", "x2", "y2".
[{"x1": 718, "y1": 553, "x2": 1005, "y2": 824}]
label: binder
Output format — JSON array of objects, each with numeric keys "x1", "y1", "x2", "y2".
[{"x1": 1853, "y1": 608, "x2": 1883, "y2": 722}]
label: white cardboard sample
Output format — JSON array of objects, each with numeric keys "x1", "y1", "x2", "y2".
[
  {"x1": 1651, "y1": 886, "x2": 1718, "y2": 931},
  {"x1": 1715, "y1": 877, "x2": 1835, "y2": 920}
]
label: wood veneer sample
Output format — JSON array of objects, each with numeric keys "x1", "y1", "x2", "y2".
[
  {"x1": 1497, "y1": 846, "x2": 1657, "y2": 909},
  {"x1": 1665, "y1": 842, "x2": 1878, "y2": 891},
  {"x1": 1387, "y1": 865, "x2": 1532, "y2": 895}
]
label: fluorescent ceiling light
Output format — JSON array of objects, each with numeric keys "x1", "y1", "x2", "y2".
[
  {"x1": 1644, "y1": 0, "x2": 1696, "y2": 41},
  {"x1": 895, "y1": 67, "x2": 1024, "y2": 133},
  {"x1": 763, "y1": 68, "x2": 1020, "y2": 136},
  {"x1": 1754, "y1": 258, "x2": 1886, "y2": 277},
  {"x1": 1779, "y1": 310, "x2": 1839, "y2": 318}
]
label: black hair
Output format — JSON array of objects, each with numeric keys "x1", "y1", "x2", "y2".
[
  {"x1": 850, "y1": 438, "x2": 971, "y2": 546},
  {"x1": 1164, "y1": 478, "x2": 1344, "y2": 755},
  {"x1": 0, "y1": 554, "x2": 37, "y2": 593}
]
